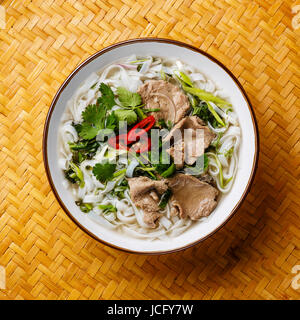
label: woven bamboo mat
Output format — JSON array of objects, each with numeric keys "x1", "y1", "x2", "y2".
[{"x1": 0, "y1": 0, "x2": 299, "y2": 300}]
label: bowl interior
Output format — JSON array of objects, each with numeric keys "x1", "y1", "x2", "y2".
[{"x1": 45, "y1": 40, "x2": 257, "y2": 253}]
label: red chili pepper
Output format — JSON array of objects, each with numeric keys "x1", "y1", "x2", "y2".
[
  {"x1": 108, "y1": 134, "x2": 129, "y2": 151},
  {"x1": 127, "y1": 115, "x2": 155, "y2": 142},
  {"x1": 108, "y1": 116, "x2": 155, "y2": 153}
]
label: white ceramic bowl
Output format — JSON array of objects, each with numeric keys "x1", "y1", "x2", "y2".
[{"x1": 43, "y1": 38, "x2": 259, "y2": 254}]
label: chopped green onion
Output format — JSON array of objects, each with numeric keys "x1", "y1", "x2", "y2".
[
  {"x1": 161, "y1": 163, "x2": 176, "y2": 178},
  {"x1": 98, "y1": 204, "x2": 117, "y2": 213},
  {"x1": 135, "y1": 107, "x2": 146, "y2": 120},
  {"x1": 113, "y1": 168, "x2": 127, "y2": 178},
  {"x1": 137, "y1": 167, "x2": 156, "y2": 172},
  {"x1": 69, "y1": 162, "x2": 85, "y2": 188},
  {"x1": 187, "y1": 93, "x2": 198, "y2": 108},
  {"x1": 182, "y1": 85, "x2": 231, "y2": 107},
  {"x1": 131, "y1": 153, "x2": 156, "y2": 179},
  {"x1": 79, "y1": 203, "x2": 93, "y2": 213},
  {"x1": 224, "y1": 177, "x2": 233, "y2": 186},
  {"x1": 207, "y1": 102, "x2": 225, "y2": 127},
  {"x1": 174, "y1": 70, "x2": 193, "y2": 87}
]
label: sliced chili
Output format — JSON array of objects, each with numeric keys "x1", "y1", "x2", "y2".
[
  {"x1": 127, "y1": 115, "x2": 155, "y2": 142},
  {"x1": 108, "y1": 134, "x2": 129, "y2": 151},
  {"x1": 108, "y1": 116, "x2": 155, "y2": 153}
]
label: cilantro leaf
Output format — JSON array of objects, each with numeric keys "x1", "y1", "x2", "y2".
[
  {"x1": 78, "y1": 124, "x2": 99, "y2": 140},
  {"x1": 98, "y1": 83, "x2": 116, "y2": 109},
  {"x1": 92, "y1": 163, "x2": 116, "y2": 183},
  {"x1": 78, "y1": 83, "x2": 117, "y2": 139},
  {"x1": 117, "y1": 87, "x2": 142, "y2": 107},
  {"x1": 105, "y1": 111, "x2": 117, "y2": 130},
  {"x1": 81, "y1": 104, "x2": 105, "y2": 125},
  {"x1": 79, "y1": 104, "x2": 106, "y2": 139},
  {"x1": 114, "y1": 109, "x2": 137, "y2": 125}
]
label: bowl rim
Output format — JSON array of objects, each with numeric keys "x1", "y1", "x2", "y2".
[{"x1": 43, "y1": 38, "x2": 259, "y2": 255}]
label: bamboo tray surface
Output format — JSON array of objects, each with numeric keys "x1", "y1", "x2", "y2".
[{"x1": 0, "y1": 0, "x2": 299, "y2": 300}]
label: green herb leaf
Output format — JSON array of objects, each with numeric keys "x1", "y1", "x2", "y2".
[
  {"x1": 92, "y1": 162, "x2": 117, "y2": 183},
  {"x1": 114, "y1": 109, "x2": 137, "y2": 125},
  {"x1": 105, "y1": 111, "x2": 117, "y2": 130},
  {"x1": 79, "y1": 123, "x2": 100, "y2": 140},
  {"x1": 161, "y1": 163, "x2": 176, "y2": 178},
  {"x1": 78, "y1": 104, "x2": 106, "y2": 139},
  {"x1": 98, "y1": 83, "x2": 116, "y2": 109},
  {"x1": 78, "y1": 83, "x2": 117, "y2": 140},
  {"x1": 117, "y1": 87, "x2": 142, "y2": 107},
  {"x1": 81, "y1": 104, "x2": 105, "y2": 125}
]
